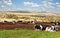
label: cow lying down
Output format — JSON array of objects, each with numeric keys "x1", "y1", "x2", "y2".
[
  {"x1": 34, "y1": 24, "x2": 59, "y2": 32},
  {"x1": 45, "y1": 26, "x2": 56, "y2": 32}
]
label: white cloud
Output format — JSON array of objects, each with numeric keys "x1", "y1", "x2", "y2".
[
  {"x1": 24, "y1": 2, "x2": 40, "y2": 7},
  {"x1": 42, "y1": 1, "x2": 54, "y2": 8},
  {"x1": 1, "y1": 5, "x2": 5, "y2": 7},
  {"x1": 0, "y1": 0, "x2": 13, "y2": 11},
  {"x1": 3, "y1": 0, "x2": 12, "y2": 6},
  {"x1": 41, "y1": 0, "x2": 57, "y2": 12},
  {"x1": 56, "y1": 2, "x2": 60, "y2": 9},
  {"x1": 56, "y1": 2, "x2": 60, "y2": 5},
  {"x1": 43, "y1": 3, "x2": 48, "y2": 7},
  {"x1": 48, "y1": 2, "x2": 53, "y2": 5},
  {"x1": 47, "y1": 2, "x2": 54, "y2": 8},
  {"x1": 43, "y1": 0, "x2": 60, "y2": 10}
]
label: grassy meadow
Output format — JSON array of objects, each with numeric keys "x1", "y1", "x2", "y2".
[{"x1": 0, "y1": 29, "x2": 60, "y2": 38}]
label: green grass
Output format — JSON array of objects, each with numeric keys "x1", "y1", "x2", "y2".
[{"x1": 0, "y1": 29, "x2": 60, "y2": 38}]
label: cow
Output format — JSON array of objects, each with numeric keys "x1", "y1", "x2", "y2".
[
  {"x1": 45, "y1": 25, "x2": 56, "y2": 32},
  {"x1": 34, "y1": 24, "x2": 42, "y2": 31},
  {"x1": 34, "y1": 24, "x2": 46, "y2": 31},
  {"x1": 51, "y1": 22, "x2": 60, "y2": 31}
]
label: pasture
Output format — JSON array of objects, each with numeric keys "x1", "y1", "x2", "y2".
[{"x1": 0, "y1": 29, "x2": 60, "y2": 38}]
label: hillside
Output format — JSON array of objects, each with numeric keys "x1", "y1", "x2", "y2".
[{"x1": 0, "y1": 11, "x2": 60, "y2": 22}]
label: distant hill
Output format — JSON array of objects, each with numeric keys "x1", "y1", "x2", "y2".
[
  {"x1": 0, "y1": 11, "x2": 31, "y2": 13},
  {"x1": 0, "y1": 11, "x2": 60, "y2": 16}
]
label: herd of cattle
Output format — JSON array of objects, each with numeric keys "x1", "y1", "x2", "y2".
[{"x1": 0, "y1": 20, "x2": 60, "y2": 32}]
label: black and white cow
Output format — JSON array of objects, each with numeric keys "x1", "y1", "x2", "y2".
[
  {"x1": 45, "y1": 25, "x2": 56, "y2": 32},
  {"x1": 34, "y1": 24, "x2": 46, "y2": 31},
  {"x1": 34, "y1": 24, "x2": 42, "y2": 30}
]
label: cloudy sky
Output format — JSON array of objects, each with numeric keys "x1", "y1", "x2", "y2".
[{"x1": 0, "y1": 0, "x2": 60, "y2": 12}]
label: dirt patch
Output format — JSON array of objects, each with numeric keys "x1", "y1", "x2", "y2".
[{"x1": 0, "y1": 23, "x2": 35, "y2": 30}]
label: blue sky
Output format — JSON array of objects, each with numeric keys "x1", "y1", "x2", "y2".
[{"x1": 0, "y1": 0, "x2": 60, "y2": 12}]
